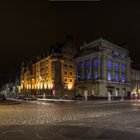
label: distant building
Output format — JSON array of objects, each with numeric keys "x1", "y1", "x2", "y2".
[
  {"x1": 131, "y1": 68, "x2": 140, "y2": 94},
  {"x1": 74, "y1": 38, "x2": 131, "y2": 97}
]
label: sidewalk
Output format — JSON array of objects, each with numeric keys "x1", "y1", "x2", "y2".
[
  {"x1": 74, "y1": 99, "x2": 134, "y2": 105},
  {"x1": 37, "y1": 98, "x2": 74, "y2": 102},
  {"x1": 9, "y1": 98, "x2": 137, "y2": 106},
  {"x1": 0, "y1": 100, "x2": 21, "y2": 105}
]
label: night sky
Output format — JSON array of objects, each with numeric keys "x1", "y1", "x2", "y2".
[{"x1": 0, "y1": 0, "x2": 140, "y2": 86}]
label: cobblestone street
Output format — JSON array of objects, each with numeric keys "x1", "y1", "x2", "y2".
[{"x1": 0, "y1": 100, "x2": 140, "y2": 139}]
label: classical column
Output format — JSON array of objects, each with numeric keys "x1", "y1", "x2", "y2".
[
  {"x1": 112, "y1": 61, "x2": 115, "y2": 82},
  {"x1": 98, "y1": 57, "x2": 100, "y2": 79},
  {"x1": 102, "y1": 55, "x2": 106, "y2": 81},
  {"x1": 100, "y1": 56, "x2": 102, "y2": 79},
  {"x1": 90, "y1": 58, "x2": 92, "y2": 80},
  {"x1": 126, "y1": 61, "x2": 131, "y2": 83},
  {"x1": 119, "y1": 62, "x2": 122, "y2": 83}
]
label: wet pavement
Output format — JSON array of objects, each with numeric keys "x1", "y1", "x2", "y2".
[{"x1": 0, "y1": 100, "x2": 140, "y2": 139}]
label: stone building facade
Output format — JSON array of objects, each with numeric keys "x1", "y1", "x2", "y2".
[
  {"x1": 131, "y1": 69, "x2": 140, "y2": 94},
  {"x1": 19, "y1": 37, "x2": 140, "y2": 99},
  {"x1": 20, "y1": 37, "x2": 76, "y2": 99},
  {"x1": 75, "y1": 38, "x2": 132, "y2": 97}
]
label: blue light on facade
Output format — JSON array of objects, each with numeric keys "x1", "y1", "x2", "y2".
[
  {"x1": 84, "y1": 60, "x2": 90, "y2": 80},
  {"x1": 108, "y1": 72, "x2": 111, "y2": 81},
  {"x1": 122, "y1": 64, "x2": 125, "y2": 72},
  {"x1": 88, "y1": 75, "x2": 90, "y2": 80},
  {"x1": 122, "y1": 74, "x2": 125, "y2": 83},
  {"x1": 95, "y1": 58, "x2": 98, "y2": 68},
  {"x1": 115, "y1": 63, "x2": 119, "y2": 71},
  {"x1": 107, "y1": 60, "x2": 112, "y2": 68},
  {"x1": 115, "y1": 73, "x2": 119, "y2": 82},
  {"x1": 95, "y1": 71, "x2": 98, "y2": 79}
]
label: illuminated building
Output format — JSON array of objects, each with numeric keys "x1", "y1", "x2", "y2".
[
  {"x1": 19, "y1": 37, "x2": 140, "y2": 99},
  {"x1": 75, "y1": 38, "x2": 131, "y2": 97},
  {"x1": 20, "y1": 37, "x2": 76, "y2": 99}
]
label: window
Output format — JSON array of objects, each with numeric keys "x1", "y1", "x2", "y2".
[
  {"x1": 64, "y1": 64, "x2": 67, "y2": 67},
  {"x1": 77, "y1": 62, "x2": 82, "y2": 81},
  {"x1": 64, "y1": 78, "x2": 67, "y2": 82},
  {"x1": 87, "y1": 75, "x2": 90, "y2": 80},
  {"x1": 84, "y1": 60, "x2": 90, "y2": 80},
  {"x1": 114, "y1": 50, "x2": 119, "y2": 56},
  {"x1": 70, "y1": 65, "x2": 73, "y2": 68},
  {"x1": 70, "y1": 72, "x2": 72, "y2": 75},
  {"x1": 122, "y1": 74, "x2": 125, "y2": 83},
  {"x1": 115, "y1": 63, "x2": 119, "y2": 71},
  {"x1": 65, "y1": 71, "x2": 67, "y2": 74},
  {"x1": 95, "y1": 72, "x2": 98, "y2": 79},
  {"x1": 108, "y1": 72, "x2": 111, "y2": 81},
  {"x1": 115, "y1": 73, "x2": 119, "y2": 82},
  {"x1": 122, "y1": 64, "x2": 125, "y2": 72},
  {"x1": 70, "y1": 79, "x2": 72, "y2": 82},
  {"x1": 93, "y1": 58, "x2": 98, "y2": 68},
  {"x1": 107, "y1": 60, "x2": 112, "y2": 69}
]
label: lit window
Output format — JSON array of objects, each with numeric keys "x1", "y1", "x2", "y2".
[
  {"x1": 122, "y1": 64, "x2": 125, "y2": 72},
  {"x1": 122, "y1": 74, "x2": 125, "y2": 83},
  {"x1": 115, "y1": 63, "x2": 119, "y2": 71},
  {"x1": 87, "y1": 75, "x2": 90, "y2": 80},
  {"x1": 115, "y1": 73, "x2": 119, "y2": 82},
  {"x1": 93, "y1": 58, "x2": 98, "y2": 68},
  {"x1": 108, "y1": 72, "x2": 111, "y2": 81},
  {"x1": 84, "y1": 60, "x2": 90, "y2": 80},
  {"x1": 107, "y1": 60, "x2": 112, "y2": 69},
  {"x1": 95, "y1": 72, "x2": 98, "y2": 79}
]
